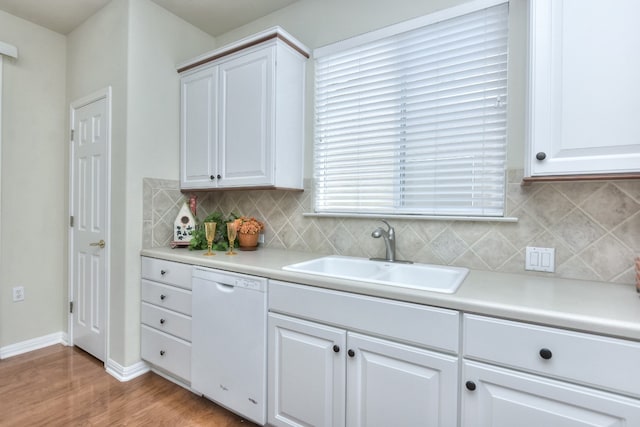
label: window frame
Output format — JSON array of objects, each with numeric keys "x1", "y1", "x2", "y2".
[{"x1": 311, "y1": 0, "x2": 512, "y2": 221}]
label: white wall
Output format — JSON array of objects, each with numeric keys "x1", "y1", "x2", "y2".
[
  {"x1": 214, "y1": 0, "x2": 527, "y2": 174},
  {"x1": 124, "y1": 0, "x2": 214, "y2": 366},
  {"x1": 0, "y1": 11, "x2": 67, "y2": 347}
]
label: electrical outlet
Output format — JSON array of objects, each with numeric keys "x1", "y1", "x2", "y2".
[
  {"x1": 525, "y1": 247, "x2": 555, "y2": 272},
  {"x1": 12, "y1": 286, "x2": 24, "y2": 302},
  {"x1": 258, "y1": 234, "x2": 265, "y2": 244}
]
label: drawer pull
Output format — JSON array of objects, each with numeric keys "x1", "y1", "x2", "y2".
[
  {"x1": 160, "y1": 318, "x2": 166, "y2": 325},
  {"x1": 160, "y1": 269, "x2": 167, "y2": 275},
  {"x1": 348, "y1": 349, "x2": 355, "y2": 358},
  {"x1": 539, "y1": 348, "x2": 553, "y2": 360},
  {"x1": 160, "y1": 294, "x2": 167, "y2": 300},
  {"x1": 465, "y1": 381, "x2": 477, "y2": 391},
  {"x1": 160, "y1": 350, "x2": 166, "y2": 356},
  {"x1": 333, "y1": 345, "x2": 340, "y2": 353}
]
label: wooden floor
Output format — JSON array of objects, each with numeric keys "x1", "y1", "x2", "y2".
[{"x1": 0, "y1": 344, "x2": 258, "y2": 426}]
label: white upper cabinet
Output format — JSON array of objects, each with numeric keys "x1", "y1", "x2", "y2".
[
  {"x1": 526, "y1": 0, "x2": 640, "y2": 177},
  {"x1": 218, "y1": 47, "x2": 273, "y2": 187},
  {"x1": 179, "y1": 27, "x2": 308, "y2": 190},
  {"x1": 181, "y1": 67, "x2": 217, "y2": 187}
]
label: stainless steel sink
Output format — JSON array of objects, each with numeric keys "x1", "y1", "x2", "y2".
[{"x1": 282, "y1": 255, "x2": 468, "y2": 293}]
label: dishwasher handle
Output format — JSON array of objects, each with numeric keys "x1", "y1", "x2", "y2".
[{"x1": 216, "y1": 282, "x2": 235, "y2": 293}]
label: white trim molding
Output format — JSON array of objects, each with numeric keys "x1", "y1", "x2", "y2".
[
  {"x1": 0, "y1": 332, "x2": 68, "y2": 359},
  {"x1": 105, "y1": 358, "x2": 150, "y2": 382}
]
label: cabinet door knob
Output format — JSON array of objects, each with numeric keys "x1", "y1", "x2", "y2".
[
  {"x1": 160, "y1": 269, "x2": 167, "y2": 275},
  {"x1": 347, "y1": 349, "x2": 355, "y2": 358},
  {"x1": 539, "y1": 348, "x2": 553, "y2": 360},
  {"x1": 160, "y1": 294, "x2": 166, "y2": 300},
  {"x1": 160, "y1": 318, "x2": 165, "y2": 325},
  {"x1": 210, "y1": 175, "x2": 215, "y2": 180},
  {"x1": 160, "y1": 350, "x2": 166, "y2": 356},
  {"x1": 465, "y1": 381, "x2": 477, "y2": 391},
  {"x1": 216, "y1": 174, "x2": 222, "y2": 179},
  {"x1": 536, "y1": 152, "x2": 546, "y2": 161},
  {"x1": 333, "y1": 345, "x2": 340, "y2": 353}
]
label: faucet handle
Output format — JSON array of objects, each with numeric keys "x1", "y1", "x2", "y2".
[{"x1": 380, "y1": 220, "x2": 395, "y2": 238}]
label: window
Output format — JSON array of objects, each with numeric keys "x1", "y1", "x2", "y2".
[{"x1": 313, "y1": 0, "x2": 508, "y2": 218}]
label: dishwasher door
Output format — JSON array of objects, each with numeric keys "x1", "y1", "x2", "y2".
[{"x1": 191, "y1": 267, "x2": 267, "y2": 425}]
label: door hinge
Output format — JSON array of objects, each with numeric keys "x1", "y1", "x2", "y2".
[
  {"x1": 70, "y1": 129, "x2": 74, "y2": 141},
  {"x1": 69, "y1": 301, "x2": 74, "y2": 314},
  {"x1": 70, "y1": 216, "x2": 74, "y2": 227}
]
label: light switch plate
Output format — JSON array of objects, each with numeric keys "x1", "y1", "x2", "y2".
[{"x1": 525, "y1": 247, "x2": 555, "y2": 272}]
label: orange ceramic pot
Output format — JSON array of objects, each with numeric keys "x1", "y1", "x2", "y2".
[{"x1": 237, "y1": 232, "x2": 259, "y2": 250}]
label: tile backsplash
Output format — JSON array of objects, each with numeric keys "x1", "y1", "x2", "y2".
[{"x1": 143, "y1": 170, "x2": 640, "y2": 285}]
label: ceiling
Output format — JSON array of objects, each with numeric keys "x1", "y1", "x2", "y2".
[{"x1": 0, "y1": 0, "x2": 299, "y2": 36}]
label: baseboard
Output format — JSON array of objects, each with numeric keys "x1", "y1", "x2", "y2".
[
  {"x1": 150, "y1": 367, "x2": 192, "y2": 391},
  {"x1": 105, "y1": 358, "x2": 150, "y2": 382},
  {"x1": 0, "y1": 331, "x2": 69, "y2": 359}
]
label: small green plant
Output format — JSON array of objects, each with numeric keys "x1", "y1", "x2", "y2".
[{"x1": 188, "y1": 212, "x2": 239, "y2": 251}]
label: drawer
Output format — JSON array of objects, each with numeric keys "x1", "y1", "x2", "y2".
[
  {"x1": 141, "y1": 280, "x2": 191, "y2": 315},
  {"x1": 463, "y1": 314, "x2": 640, "y2": 398},
  {"x1": 141, "y1": 302, "x2": 191, "y2": 341},
  {"x1": 141, "y1": 325, "x2": 191, "y2": 382},
  {"x1": 141, "y1": 257, "x2": 192, "y2": 289},
  {"x1": 269, "y1": 280, "x2": 459, "y2": 353}
]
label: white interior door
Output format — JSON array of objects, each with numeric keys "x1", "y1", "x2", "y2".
[{"x1": 70, "y1": 89, "x2": 111, "y2": 362}]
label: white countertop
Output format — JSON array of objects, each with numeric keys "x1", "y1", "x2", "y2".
[{"x1": 141, "y1": 246, "x2": 640, "y2": 341}]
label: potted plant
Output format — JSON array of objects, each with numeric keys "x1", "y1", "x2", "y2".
[
  {"x1": 188, "y1": 212, "x2": 239, "y2": 251},
  {"x1": 233, "y1": 216, "x2": 264, "y2": 250}
]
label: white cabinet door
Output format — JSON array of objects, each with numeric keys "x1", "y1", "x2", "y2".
[
  {"x1": 346, "y1": 332, "x2": 458, "y2": 427},
  {"x1": 180, "y1": 66, "x2": 218, "y2": 188},
  {"x1": 268, "y1": 313, "x2": 347, "y2": 427},
  {"x1": 462, "y1": 361, "x2": 640, "y2": 427},
  {"x1": 218, "y1": 47, "x2": 274, "y2": 187},
  {"x1": 527, "y1": 0, "x2": 640, "y2": 176}
]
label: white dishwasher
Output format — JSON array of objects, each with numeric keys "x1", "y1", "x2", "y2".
[{"x1": 191, "y1": 267, "x2": 267, "y2": 425}]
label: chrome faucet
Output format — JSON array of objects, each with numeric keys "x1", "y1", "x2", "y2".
[
  {"x1": 371, "y1": 220, "x2": 397, "y2": 262},
  {"x1": 370, "y1": 220, "x2": 413, "y2": 264}
]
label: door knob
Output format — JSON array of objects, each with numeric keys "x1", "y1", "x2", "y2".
[{"x1": 90, "y1": 240, "x2": 106, "y2": 249}]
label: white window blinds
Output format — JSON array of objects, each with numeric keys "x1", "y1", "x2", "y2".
[{"x1": 314, "y1": 1, "x2": 508, "y2": 217}]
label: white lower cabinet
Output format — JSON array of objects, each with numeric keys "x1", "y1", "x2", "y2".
[
  {"x1": 268, "y1": 313, "x2": 346, "y2": 427},
  {"x1": 140, "y1": 257, "x2": 193, "y2": 384},
  {"x1": 139, "y1": 256, "x2": 640, "y2": 427},
  {"x1": 462, "y1": 314, "x2": 640, "y2": 426},
  {"x1": 462, "y1": 361, "x2": 640, "y2": 427},
  {"x1": 346, "y1": 332, "x2": 458, "y2": 427},
  {"x1": 267, "y1": 280, "x2": 459, "y2": 427}
]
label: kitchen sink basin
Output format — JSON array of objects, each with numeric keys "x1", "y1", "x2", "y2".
[{"x1": 282, "y1": 255, "x2": 468, "y2": 293}]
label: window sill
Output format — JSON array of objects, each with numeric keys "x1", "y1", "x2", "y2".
[{"x1": 303, "y1": 212, "x2": 518, "y2": 223}]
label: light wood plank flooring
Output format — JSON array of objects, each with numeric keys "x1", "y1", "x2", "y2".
[{"x1": 0, "y1": 344, "x2": 258, "y2": 426}]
